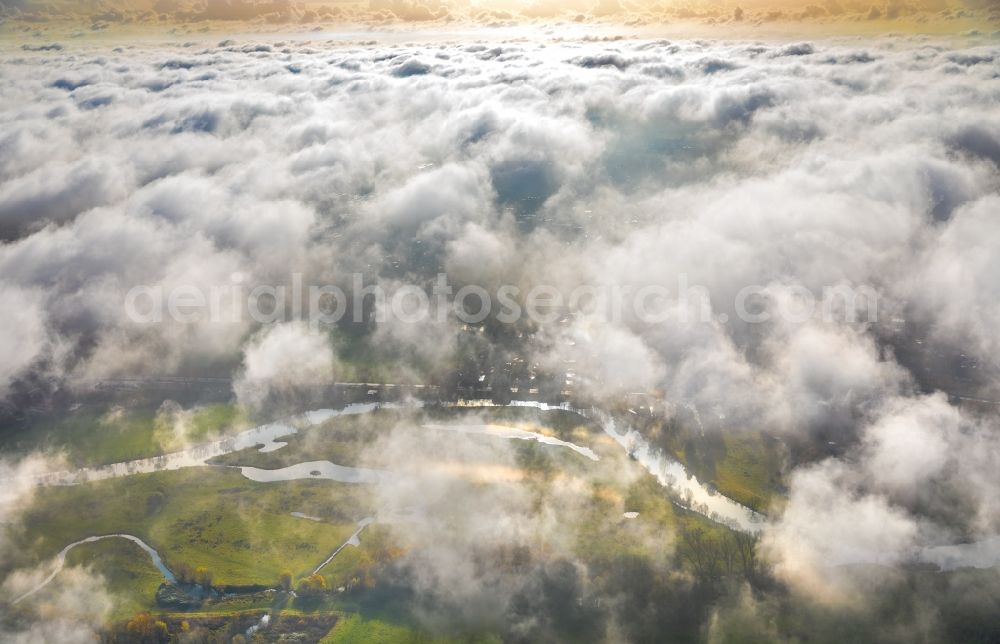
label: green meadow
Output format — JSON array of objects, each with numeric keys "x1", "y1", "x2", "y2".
[
  {"x1": 12, "y1": 467, "x2": 373, "y2": 586},
  {"x1": 0, "y1": 402, "x2": 249, "y2": 467},
  {"x1": 5, "y1": 406, "x2": 753, "y2": 641}
]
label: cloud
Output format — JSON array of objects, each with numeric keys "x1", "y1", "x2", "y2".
[
  {"x1": 902, "y1": 195, "x2": 1000, "y2": 398},
  {"x1": 233, "y1": 322, "x2": 337, "y2": 408},
  {"x1": 2, "y1": 566, "x2": 112, "y2": 643},
  {"x1": 0, "y1": 157, "x2": 131, "y2": 241},
  {"x1": 356, "y1": 413, "x2": 629, "y2": 635},
  {"x1": 762, "y1": 457, "x2": 922, "y2": 599},
  {"x1": 764, "y1": 392, "x2": 1000, "y2": 602},
  {"x1": 0, "y1": 454, "x2": 63, "y2": 544},
  {"x1": 0, "y1": 453, "x2": 113, "y2": 641},
  {"x1": 0, "y1": 285, "x2": 48, "y2": 397}
]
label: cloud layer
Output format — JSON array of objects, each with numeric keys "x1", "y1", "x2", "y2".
[
  {"x1": 1, "y1": 30, "x2": 1000, "y2": 637},
  {"x1": 1, "y1": 34, "x2": 998, "y2": 406}
]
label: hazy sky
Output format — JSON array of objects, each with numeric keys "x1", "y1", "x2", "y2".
[{"x1": 0, "y1": 0, "x2": 997, "y2": 36}]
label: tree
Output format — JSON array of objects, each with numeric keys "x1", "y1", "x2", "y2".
[
  {"x1": 678, "y1": 527, "x2": 762, "y2": 584},
  {"x1": 678, "y1": 527, "x2": 722, "y2": 580},
  {"x1": 123, "y1": 612, "x2": 169, "y2": 644},
  {"x1": 175, "y1": 562, "x2": 192, "y2": 584},
  {"x1": 279, "y1": 570, "x2": 293, "y2": 591},
  {"x1": 296, "y1": 573, "x2": 328, "y2": 596},
  {"x1": 176, "y1": 625, "x2": 212, "y2": 644},
  {"x1": 194, "y1": 566, "x2": 213, "y2": 589},
  {"x1": 733, "y1": 531, "x2": 761, "y2": 579}
]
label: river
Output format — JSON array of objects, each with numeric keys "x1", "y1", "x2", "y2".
[
  {"x1": 16, "y1": 399, "x2": 761, "y2": 531},
  {"x1": 11, "y1": 534, "x2": 175, "y2": 605},
  {"x1": 450, "y1": 400, "x2": 764, "y2": 531}
]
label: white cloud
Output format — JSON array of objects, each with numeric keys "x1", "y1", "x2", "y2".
[
  {"x1": 765, "y1": 392, "x2": 1000, "y2": 598},
  {"x1": 234, "y1": 322, "x2": 336, "y2": 408},
  {"x1": 0, "y1": 285, "x2": 48, "y2": 396}
]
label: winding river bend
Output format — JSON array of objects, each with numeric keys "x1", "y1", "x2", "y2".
[
  {"x1": 16, "y1": 399, "x2": 761, "y2": 531},
  {"x1": 11, "y1": 534, "x2": 175, "y2": 605},
  {"x1": 590, "y1": 407, "x2": 766, "y2": 531},
  {"x1": 22, "y1": 402, "x2": 417, "y2": 487},
  {"x1": 451, "y1": 400, "x2": 764, "y2": 531}
]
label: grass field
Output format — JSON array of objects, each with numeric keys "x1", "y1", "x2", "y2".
[
  {"x1": 321, "y1": 613, "x2": 502, "y2": 644},
  {"x1": 710, "y1": 432, "x2": 785, "y2": 513},
  {"x1": 660, "y1": 427, "x2": 785, "y2": 514},
  {"x1": 12, "y1": 467, "x2": 375, "y2": 587},
  {"x1": 0, "y1": 402, "x2": 249, "y2": 467},
  {"x1": 574, "y1": 467, "x2": 733, "y2": 566}
]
